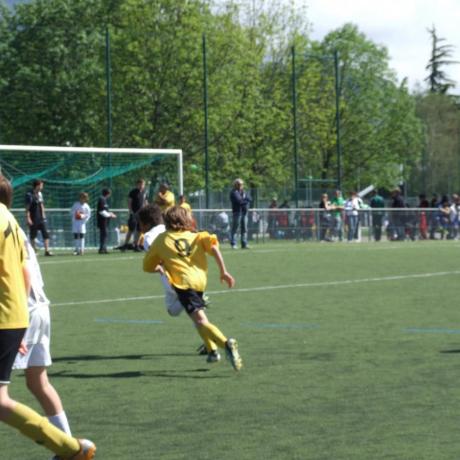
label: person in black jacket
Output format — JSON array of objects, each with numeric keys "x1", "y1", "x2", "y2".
[
  {"x1": 25, "y1": 180, "x2": 53, "y2": 256},
  {"x1": 229, "y1": 178, "x2": 251, "y2": 249},
  {"x1": 97, "y1": 188, "x2": 116, "y2": 254}
]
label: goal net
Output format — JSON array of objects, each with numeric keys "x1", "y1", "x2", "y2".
[{"x1": 0, "y1": 144, "x2": 183, "y2": 249}]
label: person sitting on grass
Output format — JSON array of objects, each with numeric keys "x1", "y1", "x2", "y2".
[{"x1": 143, "y1": 205, "x2": 243, "y2": 371}]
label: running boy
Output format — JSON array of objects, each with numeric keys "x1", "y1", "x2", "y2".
[
  {"x1": 0, "y1": 174, "x2": 96, "y2": 459},
  {"x1": 138, "y1": 205, "x2": 218, "y2": 362},
  {"x1": 143, "y1": 205, "x2": 242, "y2": 371}
]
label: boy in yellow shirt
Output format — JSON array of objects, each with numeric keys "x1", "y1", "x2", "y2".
[
  {"x1": 143, "y1": 206, "x2": 242, "y2": 371},
  {"x1": 0, "y1": 175, "x2": 96, "y2": 459}
]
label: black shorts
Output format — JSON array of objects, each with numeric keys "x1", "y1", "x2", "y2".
[
  {"x1": 29, "y1": 222, "x2": 50, "y2": 240},
  {"x1": 173, "y1": 287, "x2": 205, "y2": 315},
  {"x1": 0, "y1": 329, "x2": 26, "y2": 384}
]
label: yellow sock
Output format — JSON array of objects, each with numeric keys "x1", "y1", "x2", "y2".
[
  {"x1": 5, "y1": 402, "x2": 80, "y2": 457},
  {"x1": 196, "y1": 327, "x2": 217, "y2": 352},
  {"x1": 197, "y1": 322, "x2": 227, "y2": 349}
]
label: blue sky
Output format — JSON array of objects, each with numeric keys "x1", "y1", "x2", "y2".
[{"x1": 304, "y1": 0, "x2": 460, "y2": 93}]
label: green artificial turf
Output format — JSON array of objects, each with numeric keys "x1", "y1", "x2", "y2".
[{"x1": 2, "y1": 240, "x2": 460, "y2": 459}]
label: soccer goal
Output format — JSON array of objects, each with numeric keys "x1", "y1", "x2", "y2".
[{"x1": 0, "y1": 144, "x2": 183, "y2": 249}]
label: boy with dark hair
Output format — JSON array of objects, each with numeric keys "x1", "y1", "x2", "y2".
[
  {"x1": 143, "y1": 205, "x2": 242, "y2": 371},
  {"x1": 0, "y1": 174, "x2": 96, "y2": 459}
]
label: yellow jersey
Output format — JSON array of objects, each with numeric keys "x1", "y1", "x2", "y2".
[
  {"x1": 180, "y1": 201, "x2": 192, "y2": 213},
  {"x1": 155, "y1": 190, "x2": 175, "y2": 212},
  {"x1": 0, "y1": 203, "x2": 28, "y2": 329},
  {"x1": 143, "y1": 230, "x2": 218, "y2": 292}
]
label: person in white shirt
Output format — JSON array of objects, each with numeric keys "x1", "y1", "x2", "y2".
[
  {"x1": 344, "y1": 191, "x2": 361, "y2": 242},
  {"x1": 70, "y1": 192, "x2": 91, "y2": 255},
  {"x1": 13, "y1": 229, "x2": 73, "y2": 440}
]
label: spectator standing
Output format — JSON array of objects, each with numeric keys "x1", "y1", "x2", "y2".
[
  {"x1": 318, "y1": 193, "x2": 332, "y2": 242},
  {"x1": 390, "y1": 188, "x2": 405, "y2": 241},
  {"x1": 229, "y1": 178, "x2": 251, "y2": 249},
  {"x1": 330, "y1": 190, "x2": 345, "y2": 241},
  {"x1": 418, "y1": 194, "x2": 429, "y2": 239},
  {"x1": 429, "y1": 193, "x2": 439, "y2": 239},
  {"x1": 122, "y1": 179, "x2": 148, "y2": 252},
  {"x1": 179, "y1": 194, "x2": 192, "y2": 212},
  {"x1": 267, "y1": 196, "x2": 278, "y2": 239},
  {"x1": 369, "y1": 190, "x2": 385, "y2": 241},
  {"x1": 70, "y1": 192, "x2": 91, "y2": 255},
  {"x1": 438, "y1": 196, "x2": 451, "y2": 239},
  {"x1": 451, "y1": 194, "x2": 460, "y2": 239},
  {"x1": 344, "y1": 191, "x2": 360, "y2": 242},
  {"x1": 96, "y1": 188, "x2": 116, "y2": 254},
  {"x1": 154, "y1": 183, "x2": 175, "y2": 213},
  {"x1": 25, "y1": 180, "x2": 53, "y2": 256}
]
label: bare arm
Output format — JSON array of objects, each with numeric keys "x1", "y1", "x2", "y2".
[
  {"x1": 211, "y1": 245, "x2": 235, "y2": 288},
  {"x1": 22, "y1": 264, "x2": 31, "y2": 296}
]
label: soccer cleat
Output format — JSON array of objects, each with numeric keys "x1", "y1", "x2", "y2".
[
  {"x1": 45, "y1": 251, "x2": 54, "y2": 256},
  {"x1": 225, "y1": 338, "x2": 243, "y2": 371},
  {"x1": 197, "y1": 343, "x2": 208, "y2": 355},
  {"x1": 52, "y1": 439, "x2": 96, "y2": 460},
  {"x1": 206, "y1": 350, "x2": 221, "y2": 363}
]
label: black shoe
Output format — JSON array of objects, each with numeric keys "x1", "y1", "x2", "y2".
[
  {"x1": 197, "y1": 344, "x2": 208, "y2": 355},
  {"x1": 98, "y1": 249, "x2": 108, "y2": 254},
  {"x1": 44, "y1": 251, "x2": 54, "y2": 256}
]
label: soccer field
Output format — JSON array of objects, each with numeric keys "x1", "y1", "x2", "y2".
[{"x1": 2, "y1": 240, "x2": 460, "y2": 459}]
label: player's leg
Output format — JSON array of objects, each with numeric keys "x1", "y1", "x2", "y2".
[
  {"x1": 0, "y1": 329, "x2": 94, "y2": 458},
  {"x1": 41, "y1": 223, "x2": 53, "y2": 256},
  {"x1": 25, "y1": 366, "x2": 71, "y2": 435},
  {"x1": 29, "y1": 225, "x2": 38, "y2": 252},
  {"x1": 78, "y1": 233, "x2": 85, "y2": 255},
  {"x1": 230, "y1": 211, "x2": 239, "y2": 248},
  {"x1": 191, "y1": 310, "x2": 242, "y2": 370},
  {"x1": 73, "y1": 233, "x2": 79, "y2": 255},
  {"x1": 240, "y1": 213, "x2": 249, "y2": 248}
]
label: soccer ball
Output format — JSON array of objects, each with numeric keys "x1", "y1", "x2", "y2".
[{"x1": 75, "y1": 211, "x2": 84, "y2": 220}]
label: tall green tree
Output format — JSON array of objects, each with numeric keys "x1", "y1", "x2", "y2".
[
  {"x1": 0, "y1": 0, "x2": 108, "y2": 146},
  {"x1": 425, "y1": 26, "x2": 458, "y2": 94},
  {"x1": 295, "y1": 24, "x2": 423, "y2": 191}
]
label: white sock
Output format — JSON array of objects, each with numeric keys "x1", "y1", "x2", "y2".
[
  {"x1": 47, "y1": 411, "x2": 72, "y2": 435},
  {"x1": 80, "y1": 237, "x2": 85, "y2": 253}
]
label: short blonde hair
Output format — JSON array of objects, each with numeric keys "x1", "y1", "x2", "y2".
[
  {"x1": 164, "y1": 205, "x2": 194, "y2": 231},
  {"x1": 79, "y1": 192, "x2": 89, "y2": 202}
]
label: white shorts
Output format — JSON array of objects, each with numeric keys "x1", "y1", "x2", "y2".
[
  {"x1": 13, "y1": 305, "x2": 52, "y2": 370},
  {"x1": 160, "y1": 275, "x2": 183, "y2": 317}
]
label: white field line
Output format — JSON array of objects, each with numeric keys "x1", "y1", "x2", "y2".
[
  {"x1": 39, "y1": 241, "x2": 460, "y2": 265},
  {"x1": 53, "y1": 270, "x2": 460, "y2": 307}
]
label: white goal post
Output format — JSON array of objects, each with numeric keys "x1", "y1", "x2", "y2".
[{"x1": 0, "y1": 144, "x2": 184, "y2": 196}]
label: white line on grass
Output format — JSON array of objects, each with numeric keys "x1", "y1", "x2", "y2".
[{"x1": 53, "y1": 269, "x2": 460, "y2": 307}]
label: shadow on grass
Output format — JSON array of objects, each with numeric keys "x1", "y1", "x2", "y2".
[
  {"x1": 48, "y1": 368, "x2": 228, "y2": 380},
  {"x1": 52, "y1": 353, "x2": 194, "y2": 362},
  {"x1": 440, "y1": 349, "x2": 460, "y2": 354}
]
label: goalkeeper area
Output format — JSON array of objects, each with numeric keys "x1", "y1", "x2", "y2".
[{"x1": 0, "y1": 144, "x2": 183, "y2": 247}]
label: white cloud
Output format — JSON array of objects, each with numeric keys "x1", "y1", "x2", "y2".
[{"x1": 303, "y1": 0, "x2": 460, "y2": 92}]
